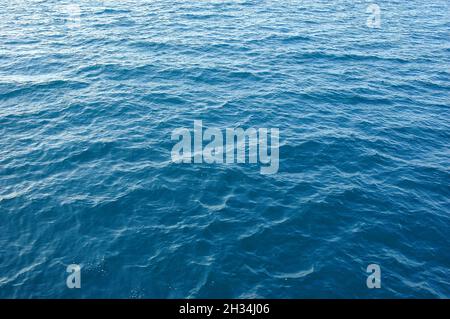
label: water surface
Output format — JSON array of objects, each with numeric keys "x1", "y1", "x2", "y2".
[{"x1": 0, "y1": 0, "x2": 449, "y2": 298}]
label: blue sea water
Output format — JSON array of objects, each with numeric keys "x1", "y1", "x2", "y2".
[{"x1": 0, "y1": 0, "x2": 449, "y2": 298}]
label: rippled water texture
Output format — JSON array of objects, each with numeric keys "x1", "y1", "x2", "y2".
[{"x1": 1, "y1": 0, "x2": 449, "y2": 298}]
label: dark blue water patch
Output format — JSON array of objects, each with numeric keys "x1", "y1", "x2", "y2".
[{"x1": 0, "y1": 80, "x2": 90, "y2": 101}]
